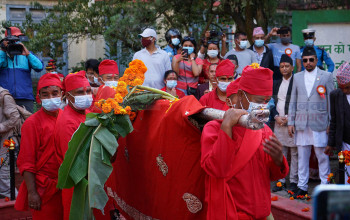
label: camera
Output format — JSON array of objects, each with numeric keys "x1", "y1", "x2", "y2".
[
  {"x1": 209, "y1": 30, "x2": 223, "y2": 41},
  {"x1": 0, "y1": 27, "x2": 28, "y2": 57}
]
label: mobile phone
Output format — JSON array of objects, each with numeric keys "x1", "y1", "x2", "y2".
[
  {"x1": 182, "y1": 48, "x2": 189, "y2": 59},
  {"x1": 313, "y1": 185, "x2": 350, "y2": 220}
]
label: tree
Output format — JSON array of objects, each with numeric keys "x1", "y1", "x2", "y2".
[{"x1": 8, "y1": 0, "x2": 347, "y2": 69}]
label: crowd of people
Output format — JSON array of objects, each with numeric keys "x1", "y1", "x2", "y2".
[{"x1": 0, "y1": 24, "x2": 349, "y2": 220}]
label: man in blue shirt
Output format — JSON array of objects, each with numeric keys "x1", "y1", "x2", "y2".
[
  {"x1": 163, "y1": 28, "x2": 182, "y2": 62},
  {"x1": 300, "y1": 29, "x2": 334, "y2": 73},
  {"x1": 0, "y1": 27, "x2": 44, "y2": 112}
]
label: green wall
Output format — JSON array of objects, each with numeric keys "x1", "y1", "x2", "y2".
[{"x1": 292, "y1": 10, "x2": 350, "y2": 45}]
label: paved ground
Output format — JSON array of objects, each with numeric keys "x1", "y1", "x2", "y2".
[{"x1": 270, "y1": 154, "x2": 339, "y2": 205}]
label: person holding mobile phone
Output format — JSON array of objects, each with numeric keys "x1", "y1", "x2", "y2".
[{"x1": 171, "y1": 36, "x2": 203, "y2": 96}]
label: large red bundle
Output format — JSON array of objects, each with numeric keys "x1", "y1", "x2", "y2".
[{"x1": 96, "y1": 96, "x2": 207, "y2": 219}]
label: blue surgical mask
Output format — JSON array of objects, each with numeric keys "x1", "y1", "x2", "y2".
[
  {"x1": 50, "y1": 71, "x2": 58, "y2": 74},
  {"x1": 166, "y1": 80, "x2": 177, "y2": 89},
  {"x1": 69, "y1": 93, "x2": 93, "y2": 110},
  {"x1": 254, "y1": 39, "x2": 264, "y2": 48},
  {"x1": 104, "y1": 80, "x2": 118, "y2": 87},
  {"x1": 93, "y1": 76, "x2": 100, "y2": 84},
  {"x1": 183, "y1": 46, "x2": 194, "y2": 55},
  {"x1": 239, "y1": 40, "x2": 248, "y2": 49},
  {"x1": 217, "y1": 81, "x2": 230, "y2": 92},
  {"x1": 304, "y1": 39, "x2": 314, "y2": 47},
  {"x1": 241, "y1": 91, "x2": 268, "y2": 113},
  {"x1": 41, "y1": 97, "x2": 62, "y2": 111},
  {"x1": 171, "y1": 38, "x2": 180, "y2": 46},
  {"x1": 207, "y1": 50, "x2": 219, "y2": 58}
]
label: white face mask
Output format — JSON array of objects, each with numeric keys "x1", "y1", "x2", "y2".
[
  {"x1": 103, "y1": 80, "x2": 118, "y2": 87},
  {"x1": 217, "y1": 81, "x2": 230, "y2": 92},
  {"x1": 207, "y1": 50, "x2": 219, "y2": 58},
  {"x1": 41, "y1": 97, "x2": 62, "y2": 111},
  {"x1": 69, "y1": 93, "x2": 93, "y2": 110},
  {"x1": 239, "y1": 40, "x2": 248, "y2": 49},
  {"x1": 241, "y1": 91, "x2": 268, "y2": 113}
]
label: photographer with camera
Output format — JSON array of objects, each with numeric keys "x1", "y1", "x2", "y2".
[
  {"x1": 163, "y1": 28, "x2": 182, "y2": 62},
  {"x1": 171, "y1": 36, "x2": 203, "y2": 95},
  {"x1": 0, "y1": 27, "x2": 44, "y2": 113},
  {"x1": 198, "y1": 30, "x2": 227, "y2": 59}
]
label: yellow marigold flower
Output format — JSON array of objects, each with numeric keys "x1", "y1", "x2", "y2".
[
  {"x1": 120, "y1": 108, "x2": 127, "y2": 114},
  {"x1": 117, "y1": 81, "x2": 127, "y2": 88},
  {"x1": 115, "y1": 93, "x2": 124, "y2": 103},
  {"x1": 125, "y1": 106, "x2": 131, "y2": 114},
  {"x1": 134, "y1": 78, "x2": 143, "y2": 86},
  {"x1": 102, "y1": 103, "x2": 112, "y2": 113},
  {"x1": 250, "y1": 63, "x2": 260, "y2": 69}
]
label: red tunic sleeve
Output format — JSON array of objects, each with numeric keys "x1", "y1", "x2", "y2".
[
  {"x1": 201, "y1": 120, "x2": 240, "y2": 178},
  {"x1": 199, "y1": 92, "x2": 209, "y2": 106},
  {"x1": 17, "y1": 115, "x2": 39, "y2": 175},
  {"x1": 55, "y1": 121, "x2": 79, "y2": 164}
]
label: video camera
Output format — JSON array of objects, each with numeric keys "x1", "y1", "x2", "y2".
[{"x1": 0, "y1": 27, "x2": 28, "y2": 57}]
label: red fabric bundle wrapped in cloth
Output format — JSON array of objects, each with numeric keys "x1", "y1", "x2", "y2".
[{"x1": 95, "y1": 96, "x2": 207, "y2": 220}]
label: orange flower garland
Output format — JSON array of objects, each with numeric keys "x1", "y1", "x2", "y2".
[{"x1": 95, "y1": 59, "x2": 147, "y2": 117}]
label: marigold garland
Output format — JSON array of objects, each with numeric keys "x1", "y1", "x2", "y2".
[{"x1": 95, "y1": 59, "x2": 147, "y2": 118}]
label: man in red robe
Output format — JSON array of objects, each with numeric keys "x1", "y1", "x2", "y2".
[
  {"x1": 201, "y1": 65, "x2": 289, "y2": 220},
  {"x1": 54, "y1": 71, "x2": 92, "y2": 220},
  {"x1": 225, "y1": 78, "x2": 241, "y2": 108},
  {"x1": 88, "y1": 59, "x2": 119, "y2": 113},
  {"x1": 15, "y1": 74, "x2": 64, "y2": 219},
  {"x1": 199, "y1": 59, "x2": 235, "y2": 110}
]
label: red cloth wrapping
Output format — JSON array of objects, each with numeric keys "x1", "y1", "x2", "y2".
[
  {"x1": 239, "y1": 65, "x2": 273, "y2": 96},
  {"x1": 201, "y1": 120, "x2": 289, "y2": 219},
  {"x1": 99, "y1": 59, "x2": 119, "y2": 75},
  {"x1": 215, "y1": 59, "x2": 235, "y2": 77},
  {"x1": 226, "y1": 78, "x2": 240, "y2": 98},
  {"x1": 15, "y1": 109, "x2": 63, "y2": 219},
  {"x1": 199, "y1": 89, "x2": 229, "y2": 110},
  {"x1": 96, "y1": 96, "x2": 207, "y2": 220},
  {"x1": 64, "y1": 70, "x2": 90, "y2": 92}
]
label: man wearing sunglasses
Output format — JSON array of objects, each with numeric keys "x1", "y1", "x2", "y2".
[{"x1": 287, "y1": 47, "x2": 334, "y2": 197}]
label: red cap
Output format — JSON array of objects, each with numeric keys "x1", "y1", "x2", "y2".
[
  {"x1": 239, "y1": 65, "x2": 273, "y2": 96},
  {"x1": 64, "y1": 70, "x2": 90, "y2": 92},
  {"x1": 99, "y1": 59, "x2": 119, "y2": 75},
  {"x1": 5, "y1": 27, "x2": 23, "y2": 37},
  {"x1": 215, "y1": 59, "x2": 235, "y2": 77},
  {"x1": 226, "y1": 78, "x2": 240, "y2": 97},
  {"x1": 36, "y1": 73, "x2": 63, "y2": 103}
]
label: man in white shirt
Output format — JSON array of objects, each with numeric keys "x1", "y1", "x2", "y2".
[
  {"x1": 271, "y1": 54, "x2": 298, "y2": 192},
  {"x1": 288, "y1": 47, "x2": 334, "y2": 197},
  {"x1": 133, "y1": 28, "x2": 171, "y2": 89},
  {"x1": 224, "y1": 32, "x2": 257, "y2": 75}
]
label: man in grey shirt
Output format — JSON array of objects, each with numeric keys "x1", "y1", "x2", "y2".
[
  {"x1": 133, "y1": 28, "x2": 171, "y2": 89},
  {"x1": 224, "y1": 32, "x2": 257, "y2": 75}
]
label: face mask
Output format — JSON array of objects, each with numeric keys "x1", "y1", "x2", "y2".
[
  {"x1": 69, "y1": 94, "x2": 93, "y2": 110},
  {"x1": 50, "y1": 71, "x2": 58, "y2": 74},
  {"x1": 183, "y1": 46, "x2": 194, "y2": 55},
  {"x1": 207, "y1": 50, "x2": 219, "y2": 58},
  {"x1": 241, "y1": 91, "x2": 268, "y2": 113},
  {"x1": 104, "y1": 80, "x2": 118, "y2": 87},
  {"x1": 239, "y1": 40, "x2": 248, "y2": 49},
  {"x1": 254, "y1": 39, "x2": 264, "y2": 48},
  {"x1": 41, "y1": 97, "x2": 62, "y2": 112},
  {"x1": 93, "y1": 76, "x2": 100, "y2": 84},
  {"x1": 304, "y1": 39, "x2": 314, "y2": 47},
  {"x1": 166, "y1": 80, "x2": 177, "y2": 89},
  {"x1": 171, "y1": 38, "x2": 180, "y2": 46},
  {"x1": 142, "y1": 37, "x2": 153, "y2": 48},
  {"x1": 281, "y1": 37, "x2": 291, "y2": 44},
  {"x1": 217, "y1": 81, "x2": 230, "y2": 92}
]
